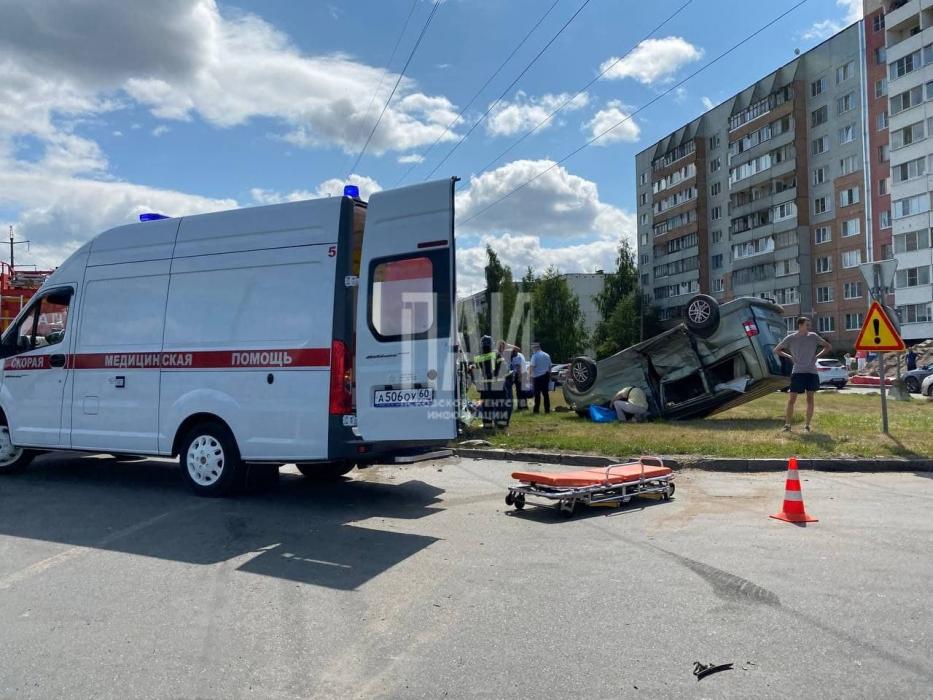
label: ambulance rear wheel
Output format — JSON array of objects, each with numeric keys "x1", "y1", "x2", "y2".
[
  {"x1": 0, "y1": 424, "x2": 35, "y2": 474},
  {"x1": 296, "y1": 461, "x2": 354, "y2": 481},
  {"x1": 179, "y1": 422, "x2": 243, "y2": 497}
]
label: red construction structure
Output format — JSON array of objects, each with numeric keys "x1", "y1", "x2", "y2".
[{"x1": 1, "y1": 263, "x2": 53, "y2": 331}]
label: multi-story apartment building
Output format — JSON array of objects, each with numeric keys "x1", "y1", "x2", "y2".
[
  {"x1": 636, "y1": 22, "x2": 881, "y2": 347},
  {"x1": 880, "y1": 0, "x2": 933, "y2": 340}
]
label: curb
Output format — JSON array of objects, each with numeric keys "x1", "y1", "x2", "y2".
[{"x1": 451, "y1": 448, "x2": 933, "y2": 473}]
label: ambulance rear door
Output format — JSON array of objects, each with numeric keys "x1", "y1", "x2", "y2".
[{"x1": 354, "y1": 178, "x2": 457, "y2": 443}]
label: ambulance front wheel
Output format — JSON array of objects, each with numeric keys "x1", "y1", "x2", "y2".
[
  {"x1": 296, "y1": 461, "x2": 355, "y2": 481},
  {"x1": 179, "y1": 421, "x2": 244, "y2": 497},
  {"x1": 0, "y1": 424, "x2": 36, "y2": 474}
]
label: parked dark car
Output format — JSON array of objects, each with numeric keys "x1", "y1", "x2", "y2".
[
  {"x1": 562, "y1": 294, "x2": 790, "y2": 420},
  {"x1": 904, "y1": 364, "x2": 933, "y2": 393}
]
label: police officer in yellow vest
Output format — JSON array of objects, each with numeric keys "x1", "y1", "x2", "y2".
[{"x1": 473, "y1": 335, "x2": 511, "y2": 428}]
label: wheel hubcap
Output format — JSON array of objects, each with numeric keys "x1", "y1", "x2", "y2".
[
  {"x1": 572, "y1": 363, "x2": 589, "y2": 383},
  {"x1": 688, "y1": 301, "x2": 711, "y2": 324},
  {"x1": 186, "y1": 435, "x2": 225, "y2": 486},
  {"x1": 0, "y1": 426, "x2": 23, "y2": 467}
]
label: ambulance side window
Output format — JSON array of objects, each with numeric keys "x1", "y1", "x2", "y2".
[
  {"x1": 11, "y1": 306, "x2": 39, "y2": 352},
  {"x1": 370, "y1": 256, "x2": 435, "y2": 340},
  {"x1": 34, "y1": 290, "x2": 72, "y2": 348}
]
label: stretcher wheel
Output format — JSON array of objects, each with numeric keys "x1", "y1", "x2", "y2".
[
  {"x1": 561, "y1": 500, "x2": 575, "y2": 518},
  {"x1": 513, "y1": 493, "x2": 526, "y2": 510},
  {"x1": 505, "y1": 492, "x2": 515, "y2": 506},
  {"x1": 663, "y1": 482, "x2": 675, "y2": 500}
]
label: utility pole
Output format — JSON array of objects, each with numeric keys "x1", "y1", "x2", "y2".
[{"x1": 7, "y1": 225, "x2": 30, "y2": 272}]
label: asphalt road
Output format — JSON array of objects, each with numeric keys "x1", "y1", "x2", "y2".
[{"x1": 1, "y1": 454, "x2": 931, "y2": 699}]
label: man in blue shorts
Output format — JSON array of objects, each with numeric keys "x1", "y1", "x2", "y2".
[{"x1": 774, "y1": 317, "x2": 832, "y2": 432}]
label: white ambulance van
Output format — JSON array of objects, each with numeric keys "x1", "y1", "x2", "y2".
[{"x1": 0, "y1": 179, "x2": 458, "y2": 496}]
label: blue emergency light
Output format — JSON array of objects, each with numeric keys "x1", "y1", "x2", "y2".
[
  {"x1": 139, "y1": 212, "x2": 169, "y2": 222},
  {"x1": 343, "y1": 185, "x2": 360, "y2": 199}
]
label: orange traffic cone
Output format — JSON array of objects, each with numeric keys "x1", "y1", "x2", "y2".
[{"x1": 769, "y1": 457, "x2": 818, "y2": 523}]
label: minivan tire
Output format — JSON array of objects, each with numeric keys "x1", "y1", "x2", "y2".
[
  {"x1": 179, "y1": 421, "x2": 244, "y2": 497},
  {"x1": 296, "y1": 461, "x2": 355, "y2": 481},
  {"x1": 569, "y1": 357, "x2": 598, "y2": 393},
  {"x1": 0, "y1": 425, "x2": 35, "y2": 474},
  {"x1": 905, "y1": 376, "x2": 920, "y2": 394},
  {"x1": 684, "y1": 294, "x2": 720, "y2": 338}
]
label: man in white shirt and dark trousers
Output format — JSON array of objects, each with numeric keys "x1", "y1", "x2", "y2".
[{"x1": 529, "y1": 342, "x2": 552, "y2": 414}]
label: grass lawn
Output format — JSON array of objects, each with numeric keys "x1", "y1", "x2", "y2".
[{"x1": 464, "y1": 389, "x2": 933, "y2": 459}]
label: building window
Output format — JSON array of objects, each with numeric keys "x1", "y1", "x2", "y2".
[
  {"x1": 893, "y1": 194, "x2": 930, "y2": 219},
  {"x1": 875, "y1": 46, "x2": 886, "y2": 64},
  {"x1": 711, "y1": 230, "x2": 723, "y2": 243},
  {"x1": 709, "y1": 134, "x2": 720, "y2": 149},
  {"x1": 879, "y1": 144, "x2": 889, "y2": 163},
  {"x1": 774, "y1": 287, "x2": 799, "y2": 305},
  {"x1": 814, "y1": 197, "x2": 830, "y2": 215},
  {"x1": 838, "y1": 187, "x2": 860, "y2": 207},
  {"x1": 818, "y1": 316, "x2": 836, "y2": 333},
  {"x1": 841, "y1": 249, "x2": 861, "y2": 268},
  {"x1": 710, "y1": 157, "x2": 721, "y2": 173},
  {"x1": 875, "y1": 78, "x2": 887, "y2": 97},
  {"x1": 814, "y1": 226, "x2": 831, "y2": 244},
  {"x1": 845, "y1": 312, "x2": 863, "y2": 331},
  {"x1": 892, "y1": 156, "x2": 926, "y2": 182},
  {"x1": 880, "y1": 210, "x2": 891, "y2": 228},
  {"x1": 836, "y1": 92, "x2": 855, "y2": 114},
  {"x1": 640, "y1": 171, "x2": 647, "y2": 186},
  {"x1": 812, "y1": 135, "x2": 830, "y2": 155},
  {"x1": 712, "y1": 278, "x2": 724, "y2": 293},
  {"x1": 836, "y1": 61, "x2": 854, "y2": 84},
  {"x1": 641, "y1": 231, "x2": 648, "y2": 246},
  {"x1": 894, "y1": 229, "x2": 931, "y2": 253},
  {"x1": 839, "y1": 154, "x2": 858, "y2": 175},
  {"x1": 844, "y1": 281, "x2": 862, "y2": 299},
  {"x1": 882, "y1": 243, "x2": 893, "y2": 259},
  {"x1": 712, "y1": 254, "x2": 723, "y2": 269},
  {"x1": 896, "y1": 266, "x2": 931, "y2": 288},
  {"x1": 816, "y1": 286, "x2": 834, "y2": 303},
  {"x1": 890, "y1": 85, "x2": 923, "y2": 114},
  {"x1": 710, "y1": 181, "x2": 721, "y2": 196},
  {"x1": 891, "y1": 121, "x2": 924, "y2": 149},
  {"x1": 899, "y1": 303, "x2": 933, "y2": 324},
  {"x1": 879, "y1": 178, "x2": 888, "y2": 196},
  {"x1": 711, "y1": 206, "x2": 722, "y2": 220},
  {"x1": 641, "y1": 273, "x2": 649, "y2": 286},
  {"x1": 812, "y1": 165, "x2": 829, "y2": 185},
  {"x1": 811, "y1": 77, "x2": 826, "y2": 96},
  {"x1": 890, "y1": 50, "x2": 921, "y2": 81},
  {"x1": 873, "y1": 13, "x2": 885, "y2": 32},
  {"x1": 841, "y1": 218, "x2": 860, "y2": 237},
  {"x1": 877, "y1": 110, "x2": 888, "y2": 130},
  {"x1": 811, "y1": 105, "x2": 828, "y2": 127},
  {"x1": 838, "y1": 124, "x2": 855, "y2": 145},
  {"x1": 776, "y1": 259, "x2": 800, "y2": 277},
  {"x1": 816, "y1": 256, "x2": 832, "y2": 273}
]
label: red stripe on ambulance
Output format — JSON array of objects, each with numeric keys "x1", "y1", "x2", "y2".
[{"x1": 4, "y1": 349, "x2": 330, "y2": 371}]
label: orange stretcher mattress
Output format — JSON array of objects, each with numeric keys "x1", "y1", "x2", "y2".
[{"x1": 512, "y1": 462, "x2": 672, "y2": 488}]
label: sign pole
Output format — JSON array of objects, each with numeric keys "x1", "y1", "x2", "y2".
[{"x1": 878, "y1": 352, "x2": 889, "y2": 435}]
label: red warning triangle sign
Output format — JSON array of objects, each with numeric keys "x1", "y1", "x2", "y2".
[{"x1": 854, "y1": 301, "x2": 905, "y2": 352}]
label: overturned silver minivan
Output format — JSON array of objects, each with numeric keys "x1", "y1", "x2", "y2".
[{"x1": 563, "y1": 295, "x2": 790, "y2": 420}]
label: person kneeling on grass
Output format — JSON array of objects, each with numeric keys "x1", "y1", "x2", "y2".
[
  {"x1": 773, "y1": 316, "x2": 832, "y2": 433},
  {"x1": 612, "y1": 386, "x2": 649, "y2": 423}
]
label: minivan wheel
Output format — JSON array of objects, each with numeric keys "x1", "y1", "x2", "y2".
[
  {"x1": 569, "y1": 357, "x2": 598, "y2": 393},
  {"x1": 296, "y1": 461, "x2": 355, "y2": 481},
  {"x1": 684, "y1": 294, "x2": 720, "y2": 338},
  {"x1": 179, "y1": 422, "x2": 243, "y2": 497},
  {"x1": 0, "y1": 425, "x2": 35, "y2": 474},
  {"x1": 905, "y1": 376, "x2": 920, "y2": 394}
]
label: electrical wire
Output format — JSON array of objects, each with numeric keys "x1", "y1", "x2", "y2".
[
  {"x1": 393, "y1": 0, "x2": 563, "y2": 186},
  {"x1": 422, "y1": 0, "x2": 594, "y2": 181},
  {"x1": 345, "y1": 0, "x2": 441, "y2": 178},
  {"x1": 340, "y1": 0, "x2": 420, "y2": 179},
  {"x1": 476, "y1": 0, "x2": 694, "y2": 176},
  {"x1": 459, "y1": 0, "x2": 811, "y2": 228}
]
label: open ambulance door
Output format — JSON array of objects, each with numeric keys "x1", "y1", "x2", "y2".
[{"x1": 354, "y1": 178, "x2": 458, "y2": 443}]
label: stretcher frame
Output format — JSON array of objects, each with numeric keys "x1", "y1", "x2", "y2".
[{"x1": 506, "y1": 456, "x2": 675, "y2": 517}]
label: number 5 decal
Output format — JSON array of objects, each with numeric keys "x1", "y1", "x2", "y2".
[{"x1": 328, "y1": 245, "x2": 337, "y2": 257}]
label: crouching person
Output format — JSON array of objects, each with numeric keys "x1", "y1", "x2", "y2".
[{"x1": 612, "y1": 386, "x2": 649, "y2": 423}]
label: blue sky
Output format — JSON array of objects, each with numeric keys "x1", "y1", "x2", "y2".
[{"x1": 0, "y1": 0, "x2": 860, "y2": 292}]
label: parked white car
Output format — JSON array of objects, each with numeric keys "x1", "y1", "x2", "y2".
[
  {"x1": 815, "y1": 358, "x2": 848, "y2": 389},
  {"x1": 921, "y1": 373, "x2": 933, "y2": 397}
]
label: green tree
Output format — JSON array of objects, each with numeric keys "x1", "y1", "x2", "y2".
[
  {"x1": 480, "y1": 246, "x2": 522, "y2": 344},
  {"x1": 593, "y1": 239, "x2": 639, "y2": 319},
  {"x1": 530, "y1": 267, "x2": 587, "y2": 362}
]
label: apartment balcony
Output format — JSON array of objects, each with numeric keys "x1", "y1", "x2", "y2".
[
  {"x1": 894, "y1": 282, "x2": 933, "y2": 305},
  {"x1": 729, "y1": 185, "x2": 797, "y2": 220},
  {"x1": 886, "y1": 0, "x2": 921, "y2": 48}
]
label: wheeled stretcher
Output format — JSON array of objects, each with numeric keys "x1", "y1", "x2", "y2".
[{"x1": 505, "y1": 456, "x2": 675, "y2": 517}]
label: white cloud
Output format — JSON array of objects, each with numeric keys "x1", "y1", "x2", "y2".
[
  {"x1": 583, "y1": 101, "x2": 640, "y2": 145},
  {"x1": 701, "y1": 96, "x2": 715, "y2": 111},
  {"x1": 802, "y1": 0, "x2": 862, "y2": 40},
  {"x1": 453, "y1": 159, "x2": 635, "y2": 292},
  {"x1": 151, "y1": 125, "x2": 170, "y2": 137},
  {"x1": 600, "y1": 37, "x2": 703, "y2": 84},
  {"x1": 397, "y1": 153, "x2": 425, "y2": 164},
  {"x1": 485, "y1": 91, "x2": 589, "y2": 137},
  {"x1": 250, "y1": 173, "x2": 383, "y2": 205}
]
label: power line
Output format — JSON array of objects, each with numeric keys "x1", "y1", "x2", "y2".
[
  {"x1": 345, "y1": 0, "x2": 440, "y2": 178},
  {"x1": 476, "y1": 0, "x2": 694, "y2": 176},
  {"x1": 393, "y1": 0, "x2": 562, "y2": 187},
  {"x1": 340, "y1": 0, "x2": 420, "y2": 179},
  {"x1": 459, "y1": 0, "x2": 811, "y2": 229},
  {"x1": 422, "y1": 0, "x2": 594, "y2": 181}
]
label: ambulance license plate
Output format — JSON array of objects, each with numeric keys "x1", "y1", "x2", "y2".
[{"x1": 373, "y1": 388, "x2": 435, "y2": 407}]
